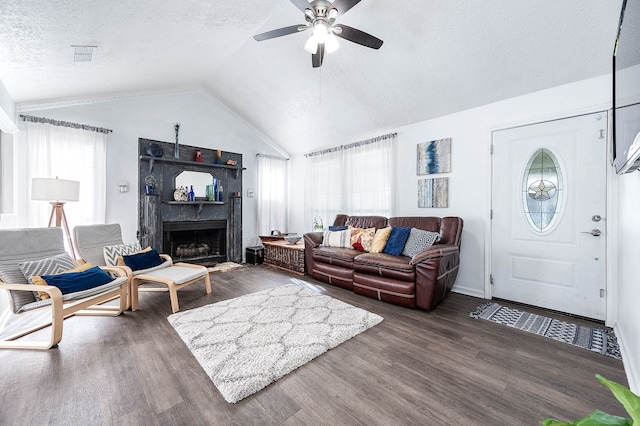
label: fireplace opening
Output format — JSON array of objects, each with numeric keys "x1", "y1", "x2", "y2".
[{"x1": 163, "y1": 220, "x2": 227, "y2": 266}]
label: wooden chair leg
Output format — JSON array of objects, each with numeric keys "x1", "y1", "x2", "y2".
[
  {"x1": 204, "y1": 273, "x2": 212, "y2": 294},
  {"x1": 169, "y1": 285, "x2": 180, "y2": 314}
]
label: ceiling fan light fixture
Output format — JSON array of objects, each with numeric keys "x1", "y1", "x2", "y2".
[
  {"x1": 304, "y1": 36, "x2": 319, "y2": 54},
  {"x1": 312, "y1": 21, "x2": 329, "y2": 43},
  {"x1": 325, "y1": 33, "x2": 340, "y2": 53}
]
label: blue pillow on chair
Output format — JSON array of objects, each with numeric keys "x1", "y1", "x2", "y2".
[
  {"x1": 41, "y1": 266, "x2": 114, "y2": 295},
  {"x1": 382, "y1": 227, "x2": 412, "y2": 256},
  {"x1": 328, "y1": 225, "x2": 348, "y2": 231},
  {"x1": 123, "y1": 249, "x2": 164, "y2": 271}
]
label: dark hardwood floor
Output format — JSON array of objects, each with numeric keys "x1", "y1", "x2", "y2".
[{"x1": 0, "y1": 266, "x2": 628, "y2": 425}]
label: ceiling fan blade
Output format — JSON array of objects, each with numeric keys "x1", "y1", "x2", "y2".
[
  {"x1": 330, "y1": 0, "x2": 362, "y2": 16},
  {"x1": 289, "y1": 0, "x2": 311, "y2": 12},
  {"x1": 312, "y1": 43, "x2": 325, "y2": 68},
  {"x1": 254, "y1": 25, "x2": 307, "y2": 41},
  {"x1": 334, "y1": 24, "x2": 383, "y2": 49}
]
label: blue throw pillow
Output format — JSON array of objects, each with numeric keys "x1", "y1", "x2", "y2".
[
  {"x1": 328, "y1": 225, "x2": 348, "y2": 231},
  {"x1": 382, "y1": 227, "x2": 412, "y2": 256},
  {"x1": 41, "y1": 266, "x2": 114, "y2": 295},
  {"x1": 123, "y1": 249, "x2": 164, "y2": 271}
]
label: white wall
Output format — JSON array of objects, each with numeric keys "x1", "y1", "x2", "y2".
[
  {"x1": 290, "y1": 73, "x2": 640, "y2": 391},
  {"x1": 616, "y1": 172, "x2": 640, "y2": 393},
  {"x1": 19, "y1": 89, "x2": 283, "y2": 253}
]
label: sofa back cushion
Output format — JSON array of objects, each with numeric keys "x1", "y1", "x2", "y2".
[
  {"x1": 335, "y1": 215, "x2": 387, "y2": 230},
  {"x1": 388, "y1": 216, "x2": 463, "y2": 247}
]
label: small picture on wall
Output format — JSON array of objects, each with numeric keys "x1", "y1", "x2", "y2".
[
  {"x1": 417, "y1": 138, "x2": 451, "y2": 175},
  {"x1": 418, "y1": 178, "x2": 449, "y2": 208}
]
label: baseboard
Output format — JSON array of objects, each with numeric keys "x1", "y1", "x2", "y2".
[
  {"x1": 614, "y1": 323, "x2": 640, "y2": 394},
  {"x1": 452, "y1": 285, "x2": 485, "y2": 299}
]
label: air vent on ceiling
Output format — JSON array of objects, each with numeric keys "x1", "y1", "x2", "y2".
[{"x1": 70, "y1": 45, "x2": 97, "y2": 63}]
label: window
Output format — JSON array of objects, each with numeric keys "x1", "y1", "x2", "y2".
[
  {"x1": 305, "y1": 134, "x2": 395, "y2": 230},
  {"x1": 256, "y1": 154, "x2": 289, "y2": 235},
  {"x1": 522, "y1": 148, "x2": 564, "y2": 233},
  {"x1": 5, "y1": 118, "x2": 108, "y2": 230}
]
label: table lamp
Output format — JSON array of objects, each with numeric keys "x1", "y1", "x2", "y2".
[{"x1": 31, "y1": 177, "x2": 80, "y2": 257}]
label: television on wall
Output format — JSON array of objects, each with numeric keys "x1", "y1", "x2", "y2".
[{"x1": 612, "y1": 0, "x2": 640, "y2": 174}]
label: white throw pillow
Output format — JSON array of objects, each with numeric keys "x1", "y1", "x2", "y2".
[{"x1": 322, "y1": 229, "x2": 353, "y2": 249}]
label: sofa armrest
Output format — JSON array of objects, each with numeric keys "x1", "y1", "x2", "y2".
[
  {"x1": 409, "y1": 244, "x2": 459, "y2": 265},
  {"x1": 303, "y1": 231, "x2": 324, "y2": 248}
]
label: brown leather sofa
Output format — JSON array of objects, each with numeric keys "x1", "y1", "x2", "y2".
[{"x1": 304, "y1": 214, "x2": 463, "y2": 311}]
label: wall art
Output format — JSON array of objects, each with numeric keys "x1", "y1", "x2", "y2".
[
  {"x1": 417, "y1": 138, "x2": 451, "y2": 175},
  {"x1": 418, "y1": 177, "x2": 449, "y2": 208}
]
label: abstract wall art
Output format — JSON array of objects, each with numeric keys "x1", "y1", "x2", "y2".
[
  {"x1": 417, "y1": 138, "x2": 451, "y2": 175},
  {"x1": 418, "y1": 178, "x2": 449, "y2": 208}
]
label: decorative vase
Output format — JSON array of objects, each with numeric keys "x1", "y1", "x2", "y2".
[
  {"x1": 174, "y1": 123, "x2": 180, "y2": 159},
  {"x1": 215, "y1": 150, "x2": 222, "y2": 164}
]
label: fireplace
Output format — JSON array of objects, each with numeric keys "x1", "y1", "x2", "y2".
[{"x1": 163, "y1": 220, "x2": 227, "y2": 265}]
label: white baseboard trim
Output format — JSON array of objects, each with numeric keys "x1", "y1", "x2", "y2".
[
  {"x1": 614, "y1": 323, "x2": 640, "y2": 394},
  {"x1": 452, "y1": 286, "x2": 485, "y2": 299}
]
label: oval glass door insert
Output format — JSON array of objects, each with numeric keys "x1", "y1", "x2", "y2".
[{"x1": 522, "y1": 148, "x2": 564, "y2": 233}]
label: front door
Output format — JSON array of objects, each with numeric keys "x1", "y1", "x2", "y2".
[{"x1": 491, "y1": 112, "x2": 607, "y2": 320}]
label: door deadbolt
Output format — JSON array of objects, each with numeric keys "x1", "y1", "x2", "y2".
[{"x1": 592, "y1": 215, "x2": 602, "y2": 222}]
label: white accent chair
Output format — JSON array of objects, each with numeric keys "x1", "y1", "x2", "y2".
[
  {"x1": 73, "y1": 224, "x2": 211, "y2": 313},
  {"x1": 0, "y1": 227, "x2": 129, "y2": 350}
]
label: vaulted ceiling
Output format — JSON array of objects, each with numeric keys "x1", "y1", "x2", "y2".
[{"x1": 0, "y1": 0, "x2": 624, "y2": 155}]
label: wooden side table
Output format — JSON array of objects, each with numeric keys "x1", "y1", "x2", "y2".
[{"x1": 262, "y1": 240, "x2": 306, "y2": 275}]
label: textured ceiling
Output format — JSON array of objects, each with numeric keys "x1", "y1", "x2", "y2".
[{"x1": 0, "y1": 0, "x2": 625, "y2": 155}]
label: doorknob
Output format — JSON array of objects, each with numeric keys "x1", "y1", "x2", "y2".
[{"x1": 581, "y1": 229, "x2": 602, "y2": 237}]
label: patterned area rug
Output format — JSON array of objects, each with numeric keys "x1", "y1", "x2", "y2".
[
  {"x1": 470, "y1": 302, "x2": 621, "y2": 360},
  {"x1": 168, "y1": 283, "x2": 383, "y2": 403}
]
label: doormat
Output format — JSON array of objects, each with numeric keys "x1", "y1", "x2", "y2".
[{"x1": 470, "y1": 302, "x2": 621, "y2": 360}]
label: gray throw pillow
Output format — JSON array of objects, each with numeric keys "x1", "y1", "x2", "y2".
[
  {"x1": 401, "y1": 228, "x2": 440, "y2": 258},
  {"x1": 19, "y1": 253, "x2": 76, "y2": 301},
  {"x1": 0, "y1": 264, "x2": 35, "y2": 313}
]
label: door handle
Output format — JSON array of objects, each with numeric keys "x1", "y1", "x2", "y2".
[{"x1": 581, "y1": 229, "x2": 602, "y2": 237}]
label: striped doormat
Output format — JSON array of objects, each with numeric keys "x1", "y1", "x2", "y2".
[{"x1": 470, "y1": 302, "x2": 622, "y2": 360}]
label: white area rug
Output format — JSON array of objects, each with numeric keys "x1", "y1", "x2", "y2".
[{"x1": 168, "y1": 283, "x2": 383, "y2": 403}]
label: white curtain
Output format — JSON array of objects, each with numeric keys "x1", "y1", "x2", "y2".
[
  {"x1": 23, "y1": 121, "x2": 107, "y2": 228},
  {"x1": 256, "y1": 154, "x2": 289, "y2": 236},
  {"x1": 305, "y1": 134, "x2": 395, "y2": 230}
]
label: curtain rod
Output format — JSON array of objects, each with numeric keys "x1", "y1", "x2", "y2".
[
  {"x1": 20, "y1": 114, "x2": 113, "y2": 134},
  {"x1": 256, "y1": 153, "x2": 289, "y2": 161},
  {"x1": 305, "y1": 132, "x2": 397, "y2": 157}
]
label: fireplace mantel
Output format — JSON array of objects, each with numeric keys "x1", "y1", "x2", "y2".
[{"x1": 137, "y1": 138, "x2": 243, "y2": 264}]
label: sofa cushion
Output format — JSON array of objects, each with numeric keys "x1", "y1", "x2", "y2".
[
  {"x1": 401, "y1": 228, "x2": 440, "y2": 258},
  {"x1": 370, "y1": 227, "x2": 392, "y2": 253},
  {"x1": 322, "y1": 229, "x2": 353, "y2": 249},
  {"x1": 343, "y1": 216, "x2": 387, "y2": 230},
  {"x1": 312, "y1": 247, "x2": 361, "y2": 269},
  {"x1": 383, "y1": 227, "x2": 411, "y2": 256},
  {"x1": 328, "y1": 225, "x2": 348, "y2": 231},
  {"x1": 353, "y1": 253, "x2": 415, "y2": 281}
]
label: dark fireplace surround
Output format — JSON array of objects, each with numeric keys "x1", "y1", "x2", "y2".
[{"x1": 137, "y1": 138, "x2": 243, "y2": 265}]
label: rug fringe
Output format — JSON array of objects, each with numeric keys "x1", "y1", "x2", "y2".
[{"x1": 469, "y1": 302, "x2": 495, "y2": 319}]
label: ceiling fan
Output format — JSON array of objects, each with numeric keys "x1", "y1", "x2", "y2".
[{"x1": 253, "y1": 0, "x2": 383, "y2": 68}]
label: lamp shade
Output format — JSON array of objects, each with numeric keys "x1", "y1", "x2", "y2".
[{"x1": 31, "y1": 177, "x2": 80, "y2": 202}]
